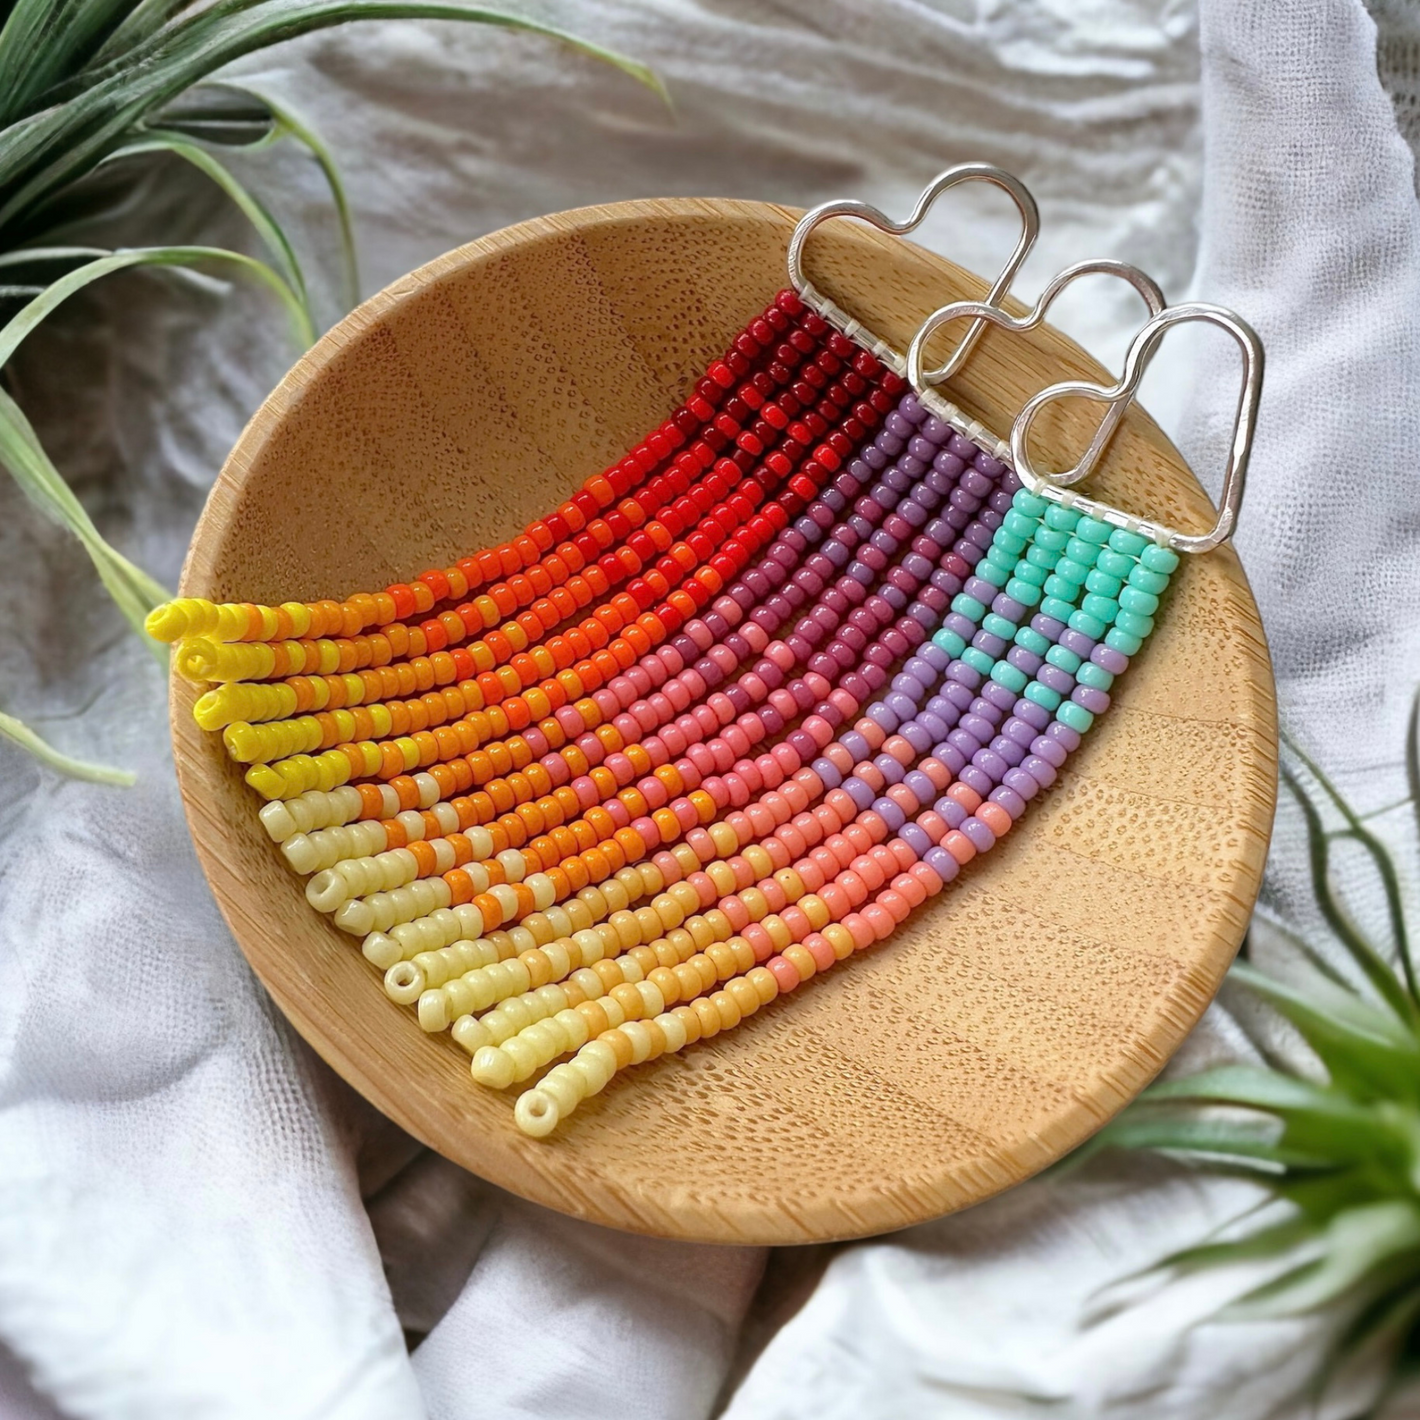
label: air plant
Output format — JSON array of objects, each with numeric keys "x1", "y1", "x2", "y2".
[
  {"x1": 0, "y1": 0, "x2": 659, "y2": 777},
  {"x1": 1093, "y1": 699, "x2": 1420, "y2": 1415}
]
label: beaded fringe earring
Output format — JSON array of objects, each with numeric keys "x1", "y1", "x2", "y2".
[{"x1": 150, "y1": 165, "x2": 1262, "y2": 1138}]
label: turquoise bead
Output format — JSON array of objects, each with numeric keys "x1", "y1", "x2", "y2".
[
  {"x1": 1046, "y1": 644, "x2": 1082, "y2": 673},
  {"x1": 1040, "y1": 595, "x2": 1077, "y2": 623},
  {"x1": 1128, "y1": 565, "x2": 1169, "y2": 595},
  {"x1": 1014, "y1": 562, "x2": 1048, "y2": 588},
  {"x1": 1108, "y1": 528, "x2": 1149, "y2": 556},
  {"x1": 1069, "y1": 609, "x2": 1107, "y2": 639},
  {"x1": 1005, "y1": 578, "x2": 1042, "y2": 606},
  {"x1": 1076, "y1": 660, "x2": 1113, "y2": 690},
  {"x1": 992, "y1": 530, "x2": 1028, "y2": 557},
  {"x1": 1081, "y1": 593, "x2": 1119, "y2": 622},
  {"x1": 991, "y1": 662, "x2": 1028, "y2": 693},
  {"x1": 1003, "y1": 509, "x2": 1037, "y2": 539},
  {"x1": 1053, "y1": 556, "x2": 1089, "y2": 585},
  {"x1": 1057, "y1": 700, "x2": 1095, "y2": 733},
  {"x1": 1025, "y1": 542, "x2": 1059, "y2": 570},
  {"x1": 977, "y1": 560, "x2": 1010, "y2": 588},
  {"x1": 1035, "y1": 526, "x2": 1069, "y2": 551},
  {"x1": 1115, "y1": 609, "x2": 1154, "y2": 638},
  {"x1": 952, "y1": 593, "x2": 986, "y2": 620},
  {"x1": 1065, "y1": 538, "x2": 1102, "y2": 566},
  {"x1": 1118, "y1": 585, "x2": 1159, "y2": 616},
  {"x1": 1140, "y1": 543, "x2": 1180, "y2": 573},
  {"x1": 1106, "y1": 627, "x2": 1143, "y2": 656},
  {"x1": 1085, "y1": 568, "x2": 1123, "y2": 597},
  {"x1": 1015, "y1": 625, "x2": 1049, "y2": 655},
  {"x1": 1044, "y1": 503, "x2": 1081, "y2": 531},
  {"x1": 985, "y1": 544, "x2": 1017, "y2": 570},
  {"x1": 1024, "y1": 681, "x2": 1062, "y2": 711},
  {"x1": 1095, "y1": 548, "x2": 1133, "y2": 579},
  {"x1": 983, "y1": 612, "x2": 1016, "y2": 640},
  {"x1": 1012, "y1": 490, "x2": 1049, "y2": 517},
  {"x1": 933, "y1": 628, "x2": 966, "y2": 657},
  {"x1": 963, "y1": 646, "x2": 995, "y2": 675},
  {"x1": 1043, "y1": 575, "x2": 1078, "y2": 601},
  {"x1": 1076, "y1": 516, "x2": 1113, "y2": 544}
]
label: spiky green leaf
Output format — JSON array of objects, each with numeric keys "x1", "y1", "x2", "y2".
[{"x1": 0, "y1": 707, "x2": 135, "y2": 784}]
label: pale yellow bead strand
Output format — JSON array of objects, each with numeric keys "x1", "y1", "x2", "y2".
[
  {"x1": 254, "y1": 773, "x2": 441, "y2": 846},
  {"x1": 472, "y1": 976, "x2": 667, "y2": 1090},
  {"x1": 405, "y1": 871, "x2": 709, "y2": 1024},
  {"x1": 513, "y1": 957, "x2": 785, "y2": 1136},
  {"x1": 356, "y1": 861, "x2": 654, "y2": 969},
  {"x1": 490, "y1": 932, "x2": 754, "y2": 1064}
]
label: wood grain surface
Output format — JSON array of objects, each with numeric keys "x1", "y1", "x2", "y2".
[{"x1": 171, "y1": 199, "x2": 1277, "y2": 1245}]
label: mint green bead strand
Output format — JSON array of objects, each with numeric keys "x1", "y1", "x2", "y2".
[
  {"x1": 1084, "y1": 568, "x2": 1123, "y2": 597},
  {"x1": 1075, "y1": 516, "x2": 1114, "y2": 545},
  {"x1": 1076, "y1": 660, "x2": 1114, "y2": 690},
  {"x1": 1105, "y1": 626, "x2": 1144, "y2": 656},
  {"x1": 1140, "y1": 543, "x2": 1180, "y2": 574},
  {"x1": 933, "y1": 627, "x2": 967, "y2": 658},
  {"x1": 1108, "y1": 528, "x2": 1149, "y2": 557},
  {"x1": 1128, "y1": 565, "x2": 1169, "y2": 595},
  {"x1": 1012, "y1": 490, "x2": 1049, "y2": 518},
  {"x1": 1095, "y1": 547, "x2": 1133, "y2": 579},
  {"x1": 1069, "y1": 609, "x2": 1108, "y2": 640},
  {"x1": 1081, "y1": 593, "x2": 1120, "y2": 623},
  {"x1": 1015, "y1": 624, "x2": 1050, "y2": 656},
  {"x1": 1118, "y1": 585, "x2": 1159, "y2": 616},
  {"x1": 1046, "y1": 643, "x2": 1082, "y2": 674},
  {"x1": 990, "y1": 661, "x2": 1029, "y2": 693},
  {"x1": 1040, "y1": 595, "x2": 1077, "y2": 623}
]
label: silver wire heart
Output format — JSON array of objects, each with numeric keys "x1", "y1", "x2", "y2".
[
  {"x1": 787, "y1": 162, "x2": 1039, "y2": 383},
  {"x1": 906, "y1": 258, "x2": 1165, "y2": 486},
  {"x1": 1010, "y1": 302, "x2": 1264, "y2": 555}
]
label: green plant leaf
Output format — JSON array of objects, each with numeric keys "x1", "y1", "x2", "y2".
[
  {"x1": 214, "y1": 81, "x2": 357, "y2": 309},
  {"x1": 89, "y1": 0, "x2": 201, "y2": 67},
  {"x1": 1222, "y1": 1201, "x2": 1420, "y2": 1319},
  {"x1": 1145, "y1": 1066, "x2": 1416, "y2": 1170},
  {"x1": 0, "y1": 4, "x2": 664, "y2": 236},
  {"x1": 1282, "y1": 758, "x2": 1418, "y2": 1020},
  {"x1": 0, "y1": 707, "x2": 135, "y2": 784},
  {"x1": 1150, "y1": 1213, "x2": 1320, "y2": 1277},
  {"x1": 1312, "y1": 1279, "x2": 1420, "y2": 1413},
  {"x1": 0, "y1": 0, "x2": 137, "y2": 127},
  {"x1": 1230, "y1": 959, "x2": 1420, "y2": 1105},
  {"x1": 0, "y1": 385, "x2": 167, "y2": 646},
  {"x1": 0, "y1": 246, "x2": 311, "y2": 649},
  {"x1": 106, "y1": 130, "x2": 311, "y2": 311},
  {"x1": 1089, "y1": 1112, "x2": 1321, "y2": 1171},
  {"x1": 1284, "y1": 734, "x2": 1418, "y2": 1007},
  {"x1": 0, "y1": 244, "x2": 314, "y2": 371}
]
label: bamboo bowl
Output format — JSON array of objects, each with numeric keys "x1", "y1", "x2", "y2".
[{"x1": 172, "y1": 199, "x2": 1277, "y2": 1245}]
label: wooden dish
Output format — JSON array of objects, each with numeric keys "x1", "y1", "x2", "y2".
[{"x1": 172, "y1": 198, "x2": 1277, "y2": 1245}]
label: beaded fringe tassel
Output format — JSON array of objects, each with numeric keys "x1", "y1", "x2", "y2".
[{"x1": 151, "y1": 290, "x2": 1175, "y2": 1138}]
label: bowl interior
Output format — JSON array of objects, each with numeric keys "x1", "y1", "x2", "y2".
[{"x1": 174, "y1": 199, "x2": 1276, "y2": 1244}]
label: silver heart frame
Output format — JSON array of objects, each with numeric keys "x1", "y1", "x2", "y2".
[
  {"x1": 1010, "y1": 302, "x2": 1264, "y2": 555},
  {"x1": 786, "y1": 162, "x2": 1039, "y2": 384},
  {"x1": 905, "y1": 258, "x2": 1165, "y2": 488}
]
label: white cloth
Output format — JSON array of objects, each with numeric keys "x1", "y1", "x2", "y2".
[{"x1": 1, "y1": 1, "x2": 1416, "y2": 1416}]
